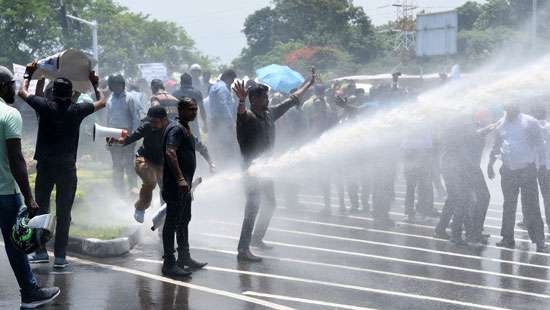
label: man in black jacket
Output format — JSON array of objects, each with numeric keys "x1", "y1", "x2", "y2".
[
  {"x1": 161, "y1": 97, "x2": 207, "y2": 277},
  {"x1": 232, "y1": 69, "x2": 315, "y2": 262}
]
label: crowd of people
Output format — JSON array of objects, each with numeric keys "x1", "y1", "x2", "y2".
[{"x1": 2, "y1": 59, "x2": 550, "y2": 308}]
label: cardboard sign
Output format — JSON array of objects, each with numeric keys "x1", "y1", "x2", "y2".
[{"x1": 138, "y1": 63, "x2": 168, "y2": 82}]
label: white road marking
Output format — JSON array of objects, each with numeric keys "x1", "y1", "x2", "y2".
[
  {"x1": 202, "y1": 233, "x2": 550, "y2": 285},
  {"x1": 5, "y1": 245, "x2": 293, "y2": 310},
  {"x1": 188, "y1": 245, "x2": 550, "y2": 300},
  {"x1": 294, "y1": 198, "x2": 548, "y2": 236},
  {"x1": 242, "y1": 291, "x2": 376, "y2": 310},
  {"x1": 136, "y1": 257, "x2": 513, "y2": 310},
  {"x1": 210, "y1": 220, "x2": 550, "y2": 270}
]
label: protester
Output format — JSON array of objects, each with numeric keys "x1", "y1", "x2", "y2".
[
  {"x1": 207, "y1": 69, "x2": 238, "y2": 168},
  {"x1": 0, "y1": 65, "x2": 61, "y2": 309},
  {"x1": 161, "y1": 97, "x2": 207, "y2": 277},
  {"x1": 116, "y1": 106, "x2": 170, "y2": 223},
  {"x1": 106, "y1": 75, "x2": 140, "y2": 193},
  {"x1": 535, "y1": 106, "x2": 550, "y2": 233},
  {"x1": 400, "y1": 121, "x2": 438, "y2": 222},
  {"x1": 303, "y1": 84, "x2": 338, "y2": 214},
  {"x1": 488, "y1": 103, "x2": 546, "y2": 252},
  {"x1": 150, "y1": 79, "x2": 179, "y2": 120},
  {"x1": 19, "y1": 62, "x2": 107, "y2": 268},
  {"x1": 232, "y1": 68, "x2": 315, "y2": 262},
  {"x1": 189, "y1": 64, "x2": 209, "y2": 97},
  {"x1": 172, "y1": 73, "x2": 208, "y2": 136}
]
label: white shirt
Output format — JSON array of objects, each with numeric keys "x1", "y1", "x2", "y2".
[
  {"x1": 539, "y1": 120, "x2": 550, "y2": 167},
  {"x1": 493, "y1": 113, "x2": 544, "y2": 170}
]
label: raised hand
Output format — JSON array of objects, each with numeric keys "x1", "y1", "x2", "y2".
[{"x1": 232, "y1": 80, "x2": 248, "y2": 102}]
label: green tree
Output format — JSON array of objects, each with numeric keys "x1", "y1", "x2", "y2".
[
  {"x1": 235, "y1": 0, "x2": 380, "y2": 74},
  {"x1": 0, "y1": 0, "x2": 209, "y2": 78},
  {"x1": 457, "y1": 1, "x2": 482, "y2": 31}
]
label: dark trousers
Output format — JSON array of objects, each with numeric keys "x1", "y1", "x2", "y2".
[
  {"x1": 438, "y1": 161, "x2": 473, "y2": 238},
  {"x1": 403, "y1": 150, "x2": 434, "y2": 216},
  {"x1": 109, "y1": 144, "x2": 137, "y2": 190},
  {"x1": 538, "y1": 168, "x2": 550, "y2": 229},
  {"x1": 500, "y1": 164, "x2": 545, "y2": 244},
  {"x1": 35, "y1": 160, "x2": 77, "y2": 258},
  {"x1": 162, "y1": 193, "x2": 192, "y2": 259},
  {"x1": 436, "y1": 166, "x2": 489, "y2": 238},
  {"x1": 238, "y1": 177, "x2": 276, "y2": 252},
  {"x1": 372, "y1": 161, "x2": 396, "y2": 221},
  {"x1": 0, "y1": 194, "x2": 38, "y2": 293}
]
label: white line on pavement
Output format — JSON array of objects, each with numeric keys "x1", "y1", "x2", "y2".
[
  {"x1": 242, "y1": 291, "x2": 376, "y2": 310},
  {"x1": 188, "y1": 245, "x2": 550, "y2": 300},
  {"x1": 136, "y1": 257, "x2": 512, "y2": 310},
  {"x1": 210, "y1": 220, "x2": 550, "y2": 270},
  {"x1": 201, "y1": 233, "x2": 550, "y2": 285}
]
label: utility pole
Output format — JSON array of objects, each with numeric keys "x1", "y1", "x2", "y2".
[
  {"x1": 392, "y1": 0, "x2": 417, "y2": 62},
  {"x1": 66, "y1": 14, "x2": 99, "y2": 73}
]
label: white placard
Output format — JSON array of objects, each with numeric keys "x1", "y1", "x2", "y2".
[{"x1": 138, "y1": 63, "x2": 168, "y2": 82}]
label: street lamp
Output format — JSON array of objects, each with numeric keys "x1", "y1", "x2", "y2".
[{"x1": 65, "y1": 14, "x2": 98, "y2": 73}]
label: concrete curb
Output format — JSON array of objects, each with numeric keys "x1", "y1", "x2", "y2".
[{"x1": 60, "y1": 225, "x2": 143, "y2": 258}]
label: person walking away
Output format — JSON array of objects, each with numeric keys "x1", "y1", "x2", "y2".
[{"x1": 19, "y1": 63, "x2": 107, "y2": 268}]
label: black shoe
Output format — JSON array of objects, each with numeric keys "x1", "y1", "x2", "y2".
[
  {"x1": 237, "y1": 250, "x2": 263, "y2": 262},
  {"x1": 433, "y1": 229, "x2": 450, "y2": 240},
  {"x1": 517, "y1": 221, "x2": 527, "y2": 229},
  {"x1": 21, "y1": 287, "x2": 60, "y2": 309},
  {"x1": 162, "y1": 261, "x2": 192, "y2": 278},
  {"x1": 537, "y1": 243, "x2": 547, "y2": 253},
  {"x1": 177, "y1": 256, "x2": 208, "y2": 270},
  {"x1": 496, "y1": 239, "x2": 516, "y2": 248},
  {"x1": 251, "y1": 240, "x2": 274, "y2": 250},
  {"x1": 403, "y1": 215, "x2": 416, "y2": 223}
]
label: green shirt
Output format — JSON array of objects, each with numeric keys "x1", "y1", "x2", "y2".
[{"x1": 0, "y1": 98, "x2": 22, "y2": 195}]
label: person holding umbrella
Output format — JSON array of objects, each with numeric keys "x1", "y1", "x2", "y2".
[{"x1": 232, "y1": 68, "x2": 316, "y2": 262}]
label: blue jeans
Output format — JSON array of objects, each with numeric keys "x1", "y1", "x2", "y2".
[{"x1": 0, "y1": 194, "x2": 38, "y2": 293}]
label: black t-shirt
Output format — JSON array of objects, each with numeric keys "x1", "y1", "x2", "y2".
[
  {"x1": 162, "y1": 121, "x2": 196, "y2": 201},
  {"x1": 123, "y1": 121, "x2": 164, "y2": 165},
  {"x1": 26, "y1": 95, "x2": 94, "y2": 163}
]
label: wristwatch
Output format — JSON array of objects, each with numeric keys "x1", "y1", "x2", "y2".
[{"x1": 23, "y1": 73, "x2": 32, "y2": 80}]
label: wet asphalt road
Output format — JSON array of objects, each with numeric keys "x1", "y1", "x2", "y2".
[{"x1": 2, "y1": 186, "x2": 550, "y2": 310}]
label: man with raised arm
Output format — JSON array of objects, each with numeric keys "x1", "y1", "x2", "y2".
[{"x1": 232, "y1": 68, "x2": 315, "y2": 262}]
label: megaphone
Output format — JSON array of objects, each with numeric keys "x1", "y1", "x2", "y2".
[{"x1": 93, "y1": 123, "x2": 128, "y2": 143}]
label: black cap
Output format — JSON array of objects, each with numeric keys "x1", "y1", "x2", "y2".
[
  {"x1": 147, "y1": 105, "x2": 168, "y2": 119},
  {"x1": 151, "y1": 79, "x2": 164, "y2": 90},
  {"x1": 180, "y1": 73, "x2": 192, "y2": 86},
  {"x1": 52, "y1": 78, "x2": 73, "y2": 98}
]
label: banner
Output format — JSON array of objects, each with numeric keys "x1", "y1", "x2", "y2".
[{"x1": 138, "y1": 63, "x2": 168, "y2": 82}]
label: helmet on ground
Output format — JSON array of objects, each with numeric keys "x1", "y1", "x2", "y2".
[{"x1": 11, "y1": 206, "x2": 56, "y2": 254}]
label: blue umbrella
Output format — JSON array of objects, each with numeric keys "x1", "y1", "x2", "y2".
[{"x1": 256, "y1": 64, "x2": 305, "y2": 94}]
